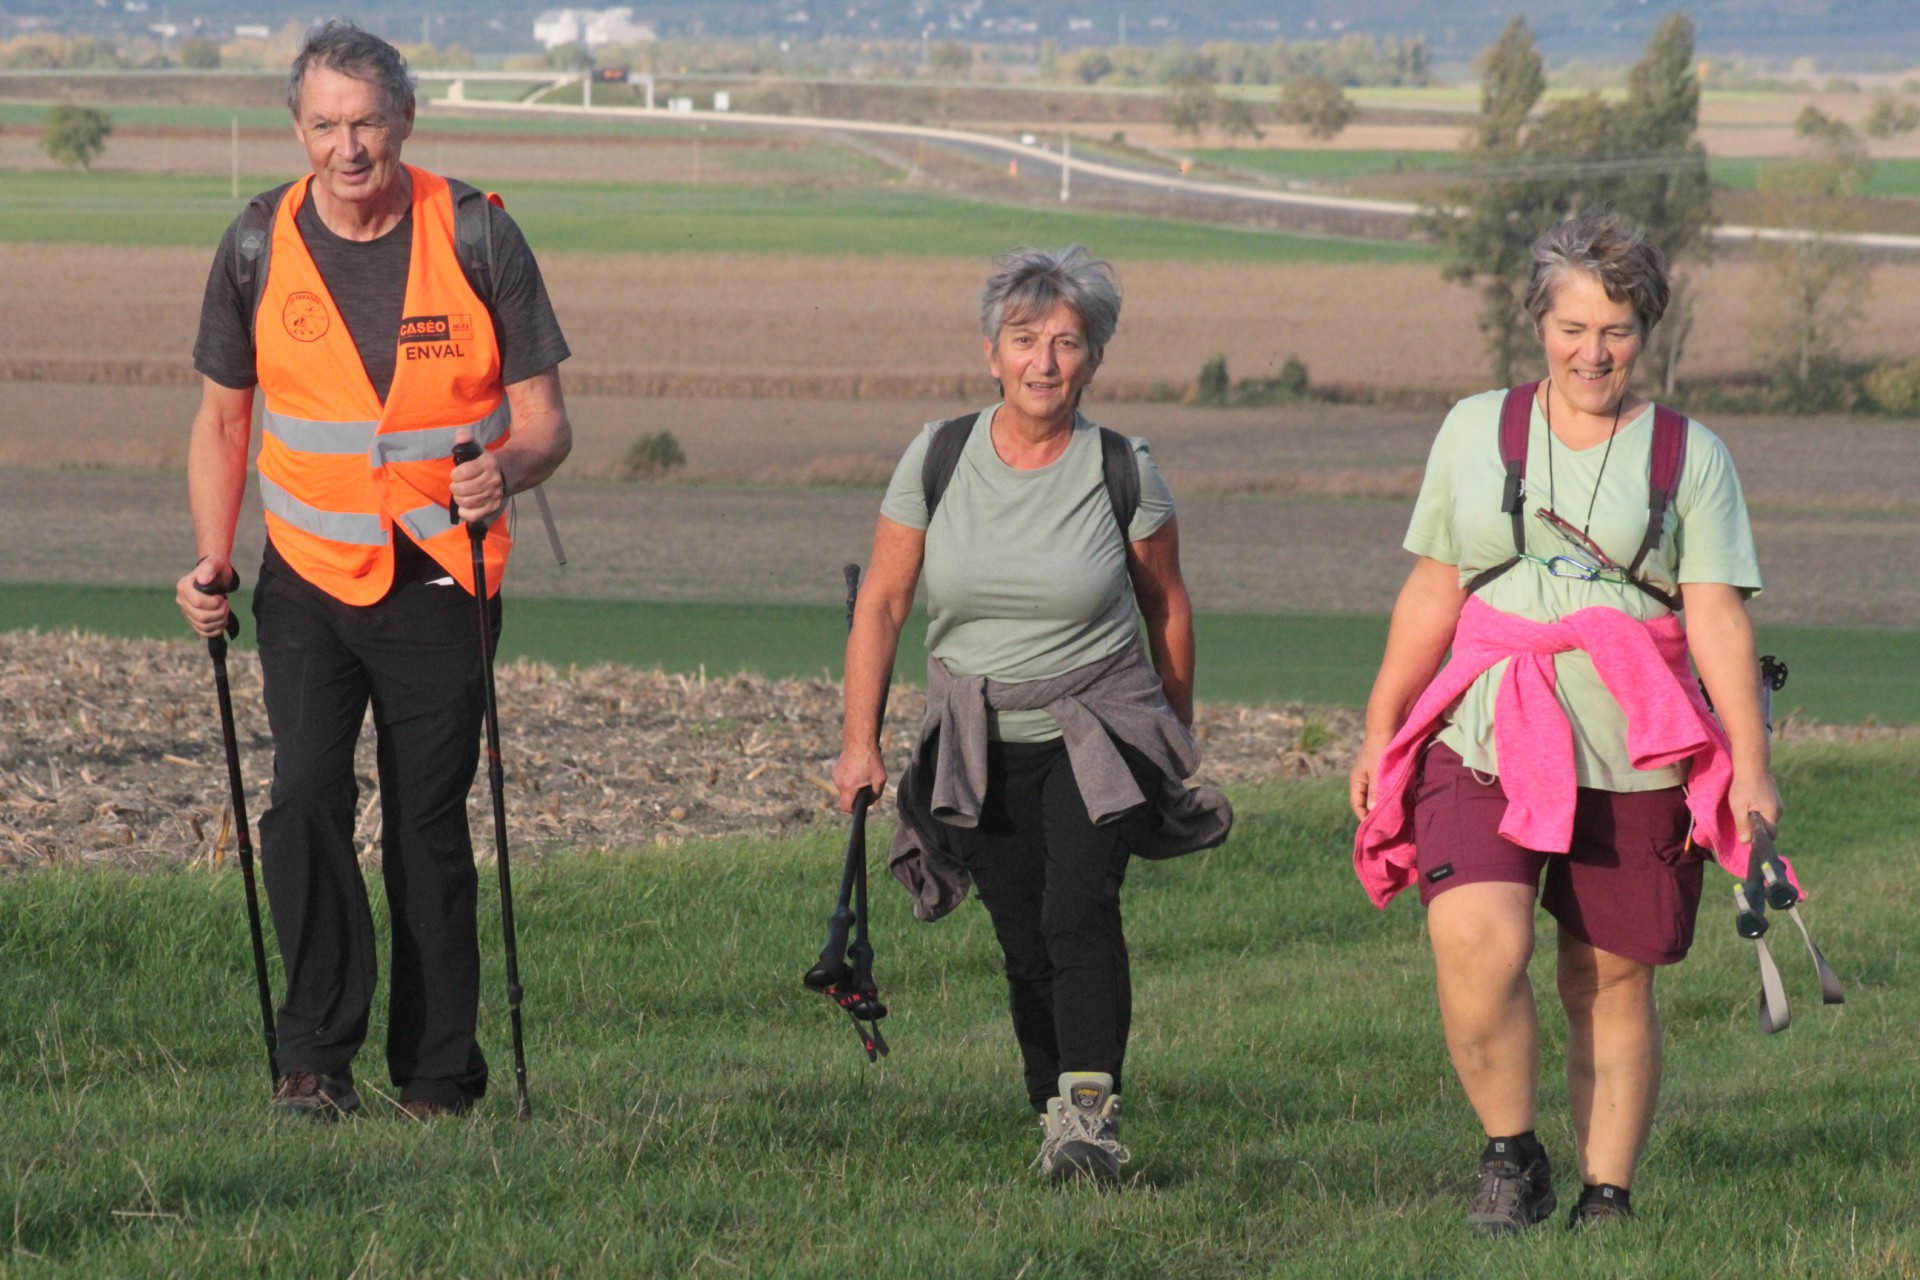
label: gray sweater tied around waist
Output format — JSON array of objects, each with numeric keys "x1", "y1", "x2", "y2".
[{"x1": 887, "y1": 639, "x2": 1234, "y2": 922}]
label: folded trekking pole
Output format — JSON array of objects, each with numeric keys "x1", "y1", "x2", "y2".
[
  {"x1": 1733, "y1": 815, "x2": 1845, "y2": 1035},
  {"x1": 199, "y1": 569, "x2": 278, "y2": 1089},
  {"x1": 452, "y1": 441, "x2": 533, "y2": 1120},
  {"x1": 802, "y1": 563, "x2": 891, "y2": 1061}
]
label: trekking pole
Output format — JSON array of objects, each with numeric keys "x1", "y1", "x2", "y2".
[
  {"x1": 199, "y1": 569, "x2": 279, "y2": 1088},
  {"x1": 452, "y1": 441, "x2": 532, "y2": 1121},
  {"x1": 801, "y1": 563, "x2": 890, "y2": 1060}
]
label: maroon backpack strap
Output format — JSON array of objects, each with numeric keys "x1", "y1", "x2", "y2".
[
  {"x1": 1626, "y1": 403, "x2": 1689, "y2": 589},
  {"x1": 1464, "y1": 382, "x2": 1541, "y2": 596}
]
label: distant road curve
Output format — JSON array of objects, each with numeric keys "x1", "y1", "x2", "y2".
[
  {"x1": 431, "y1": 96, "x2": 1419, "y2": 220},
  {"x1": 436, "y1": 96, "x2": 1920, "y2": 255}
]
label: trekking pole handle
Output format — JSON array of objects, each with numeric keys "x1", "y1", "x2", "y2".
[
  {"x1": 450, "y1": 440, "x2": 482, "y2": 524},
  {"x1": 196, "y1": 565, "x2": 243, "y2": 644}
]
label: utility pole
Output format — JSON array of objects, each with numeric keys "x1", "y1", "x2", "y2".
[{"x1": 1060, "y1": 133, "x2": 1071, "y2": 202}]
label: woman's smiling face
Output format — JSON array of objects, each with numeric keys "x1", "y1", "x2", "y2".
[{"x1": 1539, "y1": 269, "x2": 1643, "y2": 420}]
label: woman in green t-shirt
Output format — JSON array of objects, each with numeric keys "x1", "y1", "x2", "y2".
[
  {"x1": 1350, "y1": 212, "x2": 1779, "y2": 1232},
  {"x1": 832, "y1": 246, "x2": 1230, "y2": 1184}
]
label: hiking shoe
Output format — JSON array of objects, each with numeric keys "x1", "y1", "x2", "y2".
[
  {"x1": 1036, "y1": 1072, "x2": 1129, "y2": 1185},
  {"x1": 1568, "y1": 1183, "x2": 1633, "y2": 1227},
  {"x1": 397, "y1": 1097, "x2": 472, "y2": 1122},
  {"x1": 1465, "y1": 1137, "x2": 1555, "y2": 1234},
  {"x1": 270, "y1": 1071, "x2": 360, "y2": 1121}
]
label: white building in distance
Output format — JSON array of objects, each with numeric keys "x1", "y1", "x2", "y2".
[{"x1": 533, "y1": 8, "x2": 658, "y2": 50}]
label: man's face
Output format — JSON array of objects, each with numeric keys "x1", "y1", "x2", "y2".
[{"x1": 293, "y1": 64, "x2": 413, "y2": 212}]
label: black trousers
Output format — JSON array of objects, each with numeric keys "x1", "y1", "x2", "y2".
[
  {"x1": 252, "y1": 540, "x2": 498, "y2": 1108},
  {"x1": 942, "y1": 737, "x2": 1150, "y2": 1112}
]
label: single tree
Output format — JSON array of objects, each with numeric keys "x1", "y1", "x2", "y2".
[
  {"x1": 1165, "y1": 73, "x2": 1218, "y2": 139},
  {"x1": 1276, "y1": 76, "x2": 1355, "y2": 142},
  {"x1": 1752, "y1": 118, "x2": 1874, "y2": 398},
  {"x1": 41, "y1": 104, "x2": 112, "y2": 171},
  {"x1": 1864, "y1": 90, "x2": 1920, "y2": 140},
  {"x1": 176, "y1": 37, "x2": 221, "y2": 69},
  {"x1": 1216, "y1": 95, "x2": 1265, "y2": 141},
  {"x1": 928, "y1": 40, "x2": 972, "y2": 81}
]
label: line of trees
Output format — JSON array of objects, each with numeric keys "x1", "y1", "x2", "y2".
[{"x1": 1052, "y1": 34, "x2": 1429, "y2": 91}]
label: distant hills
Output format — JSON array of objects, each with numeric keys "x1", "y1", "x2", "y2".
[{"x1": 15, "y1": 0, "x2": 1920, "y2": 62}]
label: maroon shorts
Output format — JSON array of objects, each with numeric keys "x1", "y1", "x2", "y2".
[{"x1": 1410, "y1": 741, "x2": 1705, "y2": 966}]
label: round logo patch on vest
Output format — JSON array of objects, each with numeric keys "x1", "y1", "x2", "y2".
[{"x1": 282, "y1": 291, "x2": 330, "y2": 343}]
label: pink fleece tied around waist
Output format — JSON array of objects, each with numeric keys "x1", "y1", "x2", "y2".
[{"x1": 1353, "y1": 596, "x2": 1775, "y2": 909}]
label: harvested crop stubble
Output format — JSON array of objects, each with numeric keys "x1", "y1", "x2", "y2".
[{"x1": 1, "y1": 631, "x2": 1382, "y2": 874}]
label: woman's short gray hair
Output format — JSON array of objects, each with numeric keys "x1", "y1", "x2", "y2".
[
  {"x1": 287, "y1": 20, "x2": 416, "y2": 121},
  {"x1": 979, "y1": 245, "x2": 1121, "y2": 357},
  {"x1": 1524, "y1": 210, "x2": 1671, "y2": 337}
]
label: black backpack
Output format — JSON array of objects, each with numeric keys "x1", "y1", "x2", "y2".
[{"x1": 920, "y1": 411, "x2": 1140, "y2": 540}]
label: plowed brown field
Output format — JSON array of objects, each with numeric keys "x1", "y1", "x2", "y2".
[{"x1": 9, "y1": 244, "x2": 1920, "y2": 398}]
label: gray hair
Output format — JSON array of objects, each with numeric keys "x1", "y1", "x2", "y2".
[
  {"x1": 287, "y1": 20, "x2": 416, "y2": 121},
  {"x1": 1524, "y1": 210, "x2": 1671, "y2": 337},
  {"x1": 979, "y1": 245, "x2": 1121, "y2": 357}
]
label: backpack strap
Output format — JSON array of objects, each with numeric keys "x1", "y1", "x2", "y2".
[
  {"x1": 1629, "y1": 403, "x2": 1689, "y2": 585},
  {"x1": 1098, "y1": 427, "x2": 1142, "y2": 542},
  {"x1": 446, "y1": 181, "x2": 571, "y2": 567},
  {"x1": 921, "y1": 413, "x2": 1141, "y2": 543},
  {"x1": 1463, "y1": 381, "x2": 1540, "y2": 595},
  {"x1": 235, "y1": 181, "x2": 295, "y2": 337},
  {"x1": 446, "y1": 179, "x2": 501, "y2": 309},
  {"x1": 920, "y1": 412, "x2": 980, "y2": 521},
  {"x1": 1610, "y1": 403, "x2": 1687, "y2": 610}
]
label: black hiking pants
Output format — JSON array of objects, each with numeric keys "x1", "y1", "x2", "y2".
[
  {"x1": 252, "y1": 539, "x2": 498, "y2": 1109},
  {"x1": 942, "y1": 737, "x2": 1153, "y2": 1112}
]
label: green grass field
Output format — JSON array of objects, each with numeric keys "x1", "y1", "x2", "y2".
[
  {"x1": 1709, "y1": 156, "x2": 1920, "y2": 198},
  {"x1": 4, "y1": 585, "x2": 1915, "y2": 725},
  {"x1": 0, "y1": 740, "x2": 1909, "y2": 1275},
  {"x1": 0, "y1": 168, "x2": 1433, "y2": 261},
  {"x1": 1193, "y1": 147, "x2": 1460, "y2": 182}
]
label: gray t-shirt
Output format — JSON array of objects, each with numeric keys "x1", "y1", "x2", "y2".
[
  {"x1": 880, "y1": 406, "x2": 1176, "y2": 742},
  {"x1": 1405, "y1": 389, "x2": 1763, "y2": 790}
]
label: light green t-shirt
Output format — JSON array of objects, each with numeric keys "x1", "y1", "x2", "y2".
[
  {"x1": 881, "y1": 406, "x2": 1176, "y2": 743},
  {"x1": 1404, "y1": 389, "x2": 1763, "y2": 791}
]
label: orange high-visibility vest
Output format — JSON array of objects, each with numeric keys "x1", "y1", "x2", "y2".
[{"x1": 254, "y1": 165, "x2": 510, "y2": 605}]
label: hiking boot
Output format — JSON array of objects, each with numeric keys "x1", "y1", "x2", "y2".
[
  {"x1": 1036, "y1": 1072, "x2": 1129, "y2": 1185},
  {"x1": 1465, "y1": 1137, "x2": 1555, "y2": 1234},
  {"x1": 270, "y1": 1071, "x2": 360, "y2": 1121},
  {"x1": 1568, "y1": 1183, "x2": 1633, "y2": 1227},
  {"x1": 397, "y1": 1097, "x2": 472, "y2": 1122}
]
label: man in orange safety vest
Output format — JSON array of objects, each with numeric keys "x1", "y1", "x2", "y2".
[{"x1": 176, "y1": 20, "x2": 573, "y2": 1121}]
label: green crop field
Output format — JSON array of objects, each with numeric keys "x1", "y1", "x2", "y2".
[
  {"x1": 0, "y1": 739, "x2": 1909, "y2": 1275},
  {"x1": 1193, "y1": 147, "x2": 1457, "y2": 183},
  {"x1": 1709, "y1": 156, "x2": 1920, "y2": 198},
  {"x1": 0, "y1": 169, "x2": 1434, "y2": 261},
  {"x1": 4, "y1": 585, "x2": 1915, "y2": 726}
]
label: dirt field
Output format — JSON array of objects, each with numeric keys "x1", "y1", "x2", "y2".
[{"x1": 8, "y1": 244, "x2": 1920, "y2": 401}]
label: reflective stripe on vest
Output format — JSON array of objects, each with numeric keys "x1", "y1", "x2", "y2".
[
  {"x1": 252, "y1": 165, "x2": 510, "y2": 606},
  {"x1": 259, "y1": 474, "x2": 389, "y2": 547}
]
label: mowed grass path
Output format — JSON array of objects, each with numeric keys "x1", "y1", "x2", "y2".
[
  {"x1": 0, "y1": 169, "x2": 1430, "y2": 262},
  {"x1": 4, "y1": 585, "x2": 1917, "y2": 725},
  {"x1": 0, "y1": 743, "x2": 1910, "y2": 1275}
]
